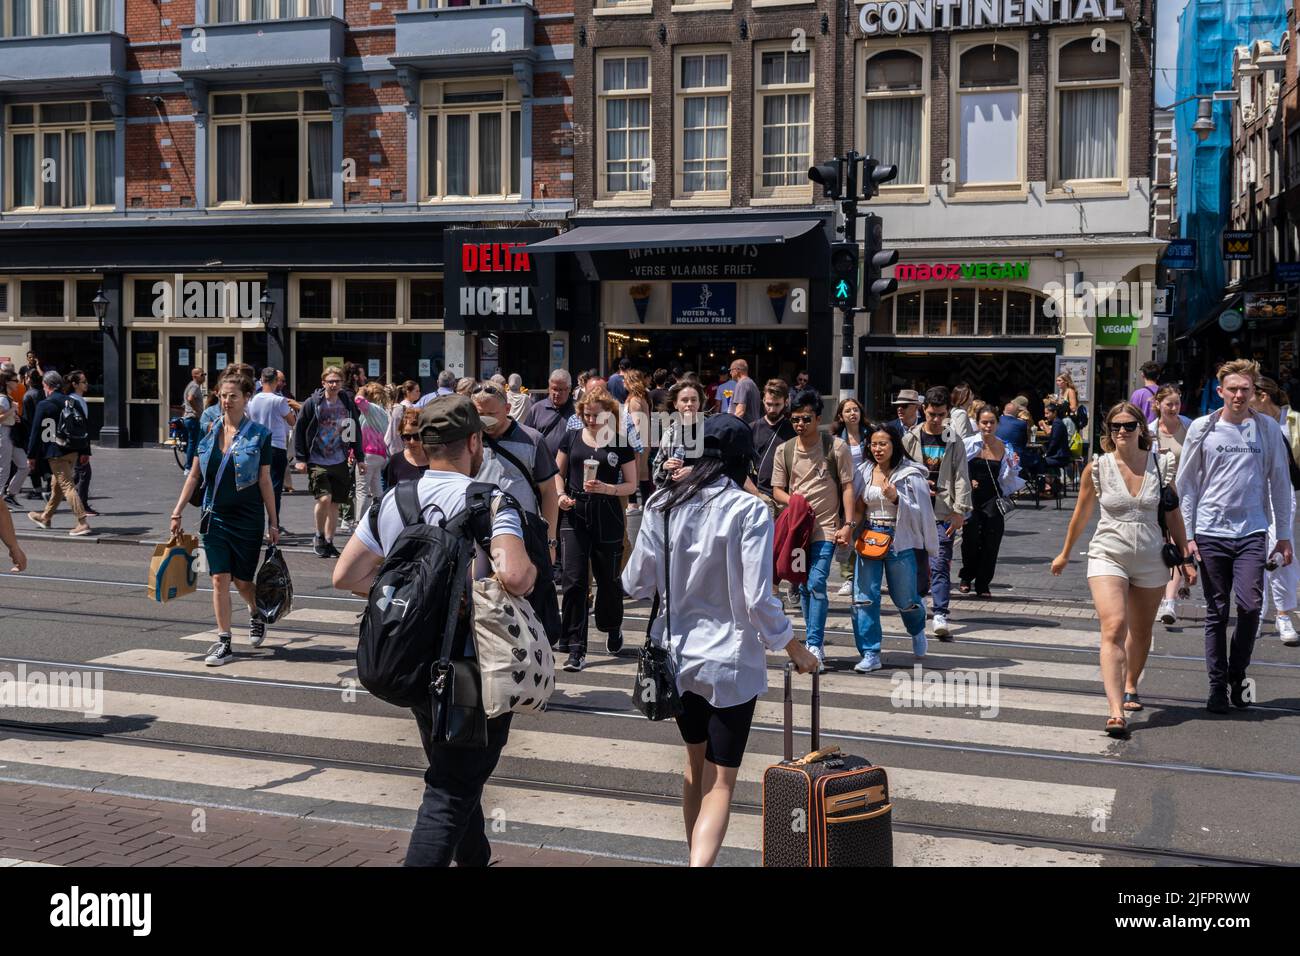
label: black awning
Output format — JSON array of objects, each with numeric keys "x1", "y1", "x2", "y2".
[
  {"x1": 1176, "y1": 293, "x2": 1243, "y2": 342},
  {"x1": 524, "y1": 219, "x2": 823, "y2": 253}
]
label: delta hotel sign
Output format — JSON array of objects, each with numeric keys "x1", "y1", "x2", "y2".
[{"x1": 858, "y1": 0, "x2": 1126, "y2": 34}]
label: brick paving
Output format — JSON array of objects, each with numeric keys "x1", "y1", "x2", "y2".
[{"x1": 0, "y1": 783, "x2": 644, "y2": 868}]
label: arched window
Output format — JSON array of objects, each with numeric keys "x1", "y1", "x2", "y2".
[
  {"x1": 1057, "y1": 38, "x2": 1122, "y2": 183},
  {"x1": 862, "y1": 49, "x2": 925, "y2": 186},
  {"x1": 956, "y1": 44, "x2": 1021, "y2": 187}
]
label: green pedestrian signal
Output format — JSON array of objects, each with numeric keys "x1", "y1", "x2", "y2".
[
  {"x1": 835, "y1": 280, "x2": 850, "y2": 299},
  {"x1": 829, "y1": 241, "x2": 859, "y2": 310}
]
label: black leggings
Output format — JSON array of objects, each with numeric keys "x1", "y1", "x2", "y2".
[
  {"x1": 959, "y1": 507, "x2": 1005, "y2": 593},
  {"x1": 559, "y1": 495, "x2": 625, "y2": 654}
]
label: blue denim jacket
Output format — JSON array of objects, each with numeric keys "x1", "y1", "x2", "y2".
[{"x1": 197, "y1": 417, "x2": 271, "y2": 493}]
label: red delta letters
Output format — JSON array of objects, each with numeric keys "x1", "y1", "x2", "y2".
[{"x1": 462, "y1": 242, "x2": 532, "y2": 274}]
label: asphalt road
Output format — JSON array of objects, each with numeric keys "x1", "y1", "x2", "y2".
[{"x1": 1, "y1": 448, "x2": 1298, "y2": 866}]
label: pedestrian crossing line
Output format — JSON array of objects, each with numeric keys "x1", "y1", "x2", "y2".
[
  {"x1": 177, "y1": 630, "x2": 356, "y2": 651},
  {"x1": 279, "y1": 608, "x2": 363, "y2": 626},
  {"x1": 499, "y1": 730, "x2": 1116, "y2": 819},
  {"x1": 86, "y1": 649, "x2": 356, "y2": 685},
  {"x1": 0, "y1": 737, "x2": 1105, "y2": 865}
]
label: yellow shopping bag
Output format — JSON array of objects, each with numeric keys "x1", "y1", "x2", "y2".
[{"x1": 148, "y1": 533, "x2": 199, "y2": 603}]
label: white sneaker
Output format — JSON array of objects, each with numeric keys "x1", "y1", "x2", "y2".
[
  {"x1": 853, "y1": 652, "x2": 882, "y2": 673},
  {"x1": 1279, "y1": 616, "x2": 1300, "y2": 647},
  {"x1": 933, "y1": 614, "x2": 951, "y2": 639},
  {"x1": 338, "y1": 519, "x2": 353, "y2": 535},
  {"x1": 837, "y1": 580, "x2": 853, "y2": 596},
  {"x1": 204, "y1": 640, "x2": 234, "y2": 666},
  {"x1": 1158, "y1": 599, "x2": 1177, "y2": 625},
  {"x1": 807, "y1": 644, "x2": 826, "y2": 673},
  {"x1": 911, "y1": 629, "x2": 928, "y2": 659}
]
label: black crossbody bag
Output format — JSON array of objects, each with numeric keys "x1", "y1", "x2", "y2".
[
  {"x1": 632, "y1": 505, "x2": 685, "y2": 721},
  {"x1": 1153, "y1": 453, "x2": 1183, "y2": 570}
]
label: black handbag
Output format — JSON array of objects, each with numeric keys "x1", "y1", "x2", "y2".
[
  {"x1": 1153, "y1": 453, "x2": 1183, "y2": 570},
  {"x1": 428, "y1": 543, "x2": 488, "y2": 747},
  {"x1": 981, "y1": 494, "x2": 1016, "y2": 521},
  {"x1": 632, "y1": 505, "x2": 685, "y2": 722}
]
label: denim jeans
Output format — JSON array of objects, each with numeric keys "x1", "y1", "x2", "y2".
[
  {"x1": 852, "y1": 547, "x2": 927, "y2": 655},
  {"x1": 268, "y1": 446, "x2": 287, "y2": 523},
  {"x1": 929, "y1": 522, "x2": 955, "y2": 615},
  {"x1": 183, "y1": 416, "x2": 201, "y2": 471},
  {"x1": 798, "y1": 539, "x2": 838, "y2": 649}
]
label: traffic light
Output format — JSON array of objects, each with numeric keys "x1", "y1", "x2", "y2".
[
  {"x1": 808, "y1": 159, "x2": 844, "y2": 200},
  {"x1": 829, "y1": 241, "x2": 859, "y2": 310},
  {"x1": 862, "y1": 157, "x2": 898, "y2": 199},
  {"x1": 862, "y1": 214, "x2": 897, "y2": 312}
]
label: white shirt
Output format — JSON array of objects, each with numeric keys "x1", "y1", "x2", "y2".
[
  {"x1": 355, "y1": 469, "x2": 522, "y2": 580},
  {"x1": 246, "y1": 392, "x2": 293, "y2": 449},
  {"x1": 622, "y1": 479, "x2": 794, "y2": 708}
]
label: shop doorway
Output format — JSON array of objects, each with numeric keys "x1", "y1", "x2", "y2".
[
  {"x1": 163, "y1": 332, "x2": 260, "y2": 435},
  {"x1": 861, "y1": 348, "x2": 1059, "y2": 422},
  {"x1": 605, "y1": 329, "x2": 808, "y2": 394},
  {"x1": 1093, "y1": 349, "x2": 1131, "y2": 447},
  {"x1": 479, "y1": 332, "x2": 550, "y2": 388}
]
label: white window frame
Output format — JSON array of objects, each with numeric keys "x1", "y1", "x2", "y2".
[
  {"x1": 1048, "y1": 25, "x2": 1129, "y2": 194},
  {"x1": 289, "y1": 275, "x2": 444, "y2": 325},
  {"x1": 417, "y1": 0, "x2": 513, "y2": 8},
  {"x1": 596, "y1": 49, "x2": 653, "y2": 203},
  {"x1": 1, "y1": 0, "x2": 112, "y2": 36},
  {"x1": 857, "y1": 37, "x2": 929, "y2": 195},
  {"x1": 211, "y1": 0, "x2": 328, "y2": 22},
  {"x1": 753, "y1": 42, "x2": 814, "y2": 202},
  {"x1": 673, "y1": 46, "x2": 731, "y2": 205},
  {"x1": 593, "y1": 0, "x2": 652, "y2": 13},
  {"x1": 950, "y1": 34, "x2": 1027, "y2": 197},
  {"x1": 883, "y1": 288, "x2": 1048, "y2": 337},
  {"x1": 207, "y1": 88, "x2": 333, "y2": 209},
  {"x1": 420, "y1": 77, "x2": 523, "y2": 203},
  {"x1": 4, "y1": 100, "x2": 115, "y2": 212}
]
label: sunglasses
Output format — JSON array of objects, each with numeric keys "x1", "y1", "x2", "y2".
[
  {"x1": 402, "y1": 433, "x2": 420, "y2": 442},
  {"x1": 1108, "y1": 420, "x2": 1140, "y2": 433},
  {"x1": 790, "y1": 414, "x2": 815, "y2": 424},
  {"x1": 473, "y1": 384, "x2": 503, "y2": 398}
]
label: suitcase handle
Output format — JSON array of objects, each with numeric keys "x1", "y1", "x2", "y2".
[{"x1": 783, "y1": 661, "x2": 820, "y2": 761}]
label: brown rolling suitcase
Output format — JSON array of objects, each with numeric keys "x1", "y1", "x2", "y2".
[{"x1": 761, "y1": 662, "x2": 893, "y2": 867}]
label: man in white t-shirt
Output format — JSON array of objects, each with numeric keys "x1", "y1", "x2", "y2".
[
  {"x1": 333, "y1": 395, "x2": 533, "y2": 868},
  {"x1": 247, "y1": 367, "x2": 296, "y2": 530}
]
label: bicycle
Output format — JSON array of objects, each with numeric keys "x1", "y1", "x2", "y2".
[{"x1": 166, "y1": 417, "x2": 189, "y2": 472}]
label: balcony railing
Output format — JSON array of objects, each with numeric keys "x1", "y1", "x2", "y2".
[
  {"x1": 0, "y1": 31, "x2": 126, "y2": 89},
  {"x1": 393, "y1": 2, "x2": 534, "y2": 62},
  {"x1": 179, "y1": 15, "x2": 345, "y2": 76}
]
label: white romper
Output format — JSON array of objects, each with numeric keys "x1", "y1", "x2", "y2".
[{"x1": 1086, "y1": 452, "x2": 1174, "y2": 589}]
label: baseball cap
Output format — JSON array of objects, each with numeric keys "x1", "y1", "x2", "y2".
[{"x1": 417, "y1": 394, "x2": 497, "y2": 445}]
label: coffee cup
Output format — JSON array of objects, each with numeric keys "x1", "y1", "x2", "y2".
[{"x1": 583, "y1": 459, "x2": 599, "y2": 485}]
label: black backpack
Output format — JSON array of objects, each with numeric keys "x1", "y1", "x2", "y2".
[
  {"x1": 57, "y1": 397, "x2": 90, "y2": 452},
  {"x1": 357, "y1": 480, "x2": 497, "y2": 709}
]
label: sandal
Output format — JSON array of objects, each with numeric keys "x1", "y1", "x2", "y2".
[
  {"x1": 959, "y1": 583, "x2": 972, "y2": 594},
  {"x1": 1122, "y1": 692, "x2": 1143, "y2": 712},
  {"x1": 1105, "y1": 716, "x2": 1129, "y2": 739}
]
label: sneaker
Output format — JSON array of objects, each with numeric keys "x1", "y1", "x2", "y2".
[
  {"x1": 249, "y1": 616, "x2": 266, "y2": 649},
  {"x1": 1158, "y1": 599, "x2": 1177, "y2": 625},
  {"x1": 313, "y1": 534, "x2": 329, "y2": 558},
  {"x1": 3, "y1": 494, "x2": 18, "y2": 508},
  {"x1": 562, "y1": 651, "x2": 585, "y2": 673},
  {"x1": 325, "y1": 541, "x2": 341, "y2": 558},
  {"x1": 911, "y1": 629, "x2": 928, "y2": 659},
  {"x1": 807, "y1": 644, "x2": 826, "y2": 673},
  {"x1": 626, "y1": 505, "x2": 642, "y2": 517},
  {"x1": 1278, "y1": 616, "x2": 1299, "y2": 646},
  {"x1": 837, "y1": 580, "x2": 853, "y2": 596},
  {"x1": 787, "y1": 589, "x2": 802, "y2": 609},
  {"x1": 933, "y1": 614, "x2": 951, "y2": 640},
  {"x1": 337, "y1": 519, "x2": 353, "y2": 535},
  {"x1": 26, "y1": 512, "x2": 50, "y2": 530},
  {"x1": 1206, "y1": 687, "x2": 1231, "y2": 714},
  {"x1": 68, "y1": 525, "x2": 93, "y2": 537},
  {"x1": 853, "y1": 652, "x2": 882, "y2": 673},
  {"x1": 1230, "y1": 680, "x2": 1252, "y2": 710},
  {"x1": 204, "y1": 640, "x2": 234, "y2": 666},
  {"x1": 82, "y1": 509, "x2": 101, "y2": 518},
  {"x1": 606, "y1": 630, "x2": 624, "y2": 655}
]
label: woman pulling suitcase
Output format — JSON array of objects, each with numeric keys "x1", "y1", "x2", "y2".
[{"x1": 623, "y1": 415, "x2": 818, "y2": 867}]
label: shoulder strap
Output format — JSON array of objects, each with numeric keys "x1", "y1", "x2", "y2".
[
  {"x1": 394, "y1": 479, "x2": 424, "y2": 528},
  {"x1": 484, "y1": 432, "x2": 543, "y2": 506},
  {"x1": 822, "y1": 433, "x2": 844, "y2": 517},
  {"x1": 781, "y1": 438, "x2": 795, "y2": 490}
]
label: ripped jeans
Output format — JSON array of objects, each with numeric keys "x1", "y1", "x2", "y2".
[{"x1": 851, "y1": 546, "x2": 927, "y2": 655}]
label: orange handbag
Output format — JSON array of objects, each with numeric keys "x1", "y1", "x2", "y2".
[{"x1": 854, "y1": 525, "x2": 893, "y2": 560}]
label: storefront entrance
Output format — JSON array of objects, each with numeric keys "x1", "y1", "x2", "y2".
[
  {"x1": 605, "y1": 329, "x2": 808, "y2": 393},
  {"x1": 861, "y1": 347, "x2": 1059, "y2": 421},
  {"x1": 478, "y1": 331, "x2": 550, "y2": 385}
]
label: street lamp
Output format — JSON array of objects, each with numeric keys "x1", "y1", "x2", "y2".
[
  {"x1": 259, "y1": 290, "x2": 274, "y2": 325},
  {"x1": 1157, "y1": 90, "x2": 1240, "y2": 143},
  {"x1": 92, "y1": 288, "x2": 110, "y2": 333}
]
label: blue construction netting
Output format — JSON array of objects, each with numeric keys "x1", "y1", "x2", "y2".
[{"x1": 1174, "y1": 0, "x2": 1288, "y2": 328}]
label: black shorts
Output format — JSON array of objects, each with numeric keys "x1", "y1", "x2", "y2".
[{"x1": 675, "y1": 692, "x2": 757, "y2": 769}]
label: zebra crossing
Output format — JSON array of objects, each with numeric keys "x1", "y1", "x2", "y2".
[{"x1": 0, "y1": 603, "x2": 1166, "y2": 866}]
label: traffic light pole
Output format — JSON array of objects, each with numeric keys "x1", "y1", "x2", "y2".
[{"x1": 839, "y1": 151, "x2": 861, "y2": 403}]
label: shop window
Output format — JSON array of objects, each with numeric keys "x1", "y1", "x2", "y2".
[
  {"x1": 390, "y1": 331, "x2": 445, "y2": 392},
  {"x1": 0, "y1": 282, "x2": 8, "y2": 317},
  {"x1": 597, "y1": 52, "x2": 652, "y2": 200},
  {"x1": 1055, "y1": 37, "x2": 1123, "y2": 185},
  {"x1": 421, "y1": 78, "x2": 522, "y2": 202},
  {"x1": 294, "y1": 330, "x2": 386, "y2": 392},
  {"x1": 344, "y1": 279, "x2": 396, "y2": 320},
  {"x1": 675, "y1": 50, "x2": 730, "y2": 199},
  {"x1": 976, "y1": 288, "x2": 1003, "y2": 335},
  {"x1": 409, "y1": 279, "x2": 443, "y2": 321},
  {"x1": 894, "y1": 291, "x2": 920, "y2": 335},
  {"x1": 132, "y1": 279, "x2": 160, "y2": 318},
  {"x1": 212, "y1": 0, "x2": 328, "y2": 21},
  {"x1": 211, "y1": 89, "x2": 332, "y2": 207},
  {"x1": 1006, "y1": 291, "x2": 1032, "y2": 335},
  {"x1": 956, "y1": 43, "x2": 1022, "y2": 188},
  {"x1": 755, "y1": 46, "x2": 813, "y2": 199},
  {"x1": 861, "y1": 47, "x2": 925, "y2": 187},
  {"x1": 20, "y1": 279, "x2": 64, "y2": 318},
  {"x1": 922, "y1": 291, "x2": 947, "y2": 336},
  {"x1": 298, "y1": 278, "x2": 332, "y2": 319},
  {"x1": 31, "y1": 330, "x2": 104, "y2": 397},
  {"x1": 74, "y1": 280, "x2": 102, "y2": 318},
  {"x1": 2, "y1": 0, "x2": 112, "y2": 37},
  {"x1": 131, "y1": 330, "x2": 160, "y2": 400},
  {"x1": 6, "y1": 101, "x2": 115, "y2": 211},
  {"x1": 949, "y1": 288, "x2": 975, "y2": 336}
]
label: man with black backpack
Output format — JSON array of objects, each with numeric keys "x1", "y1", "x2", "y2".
[
  {"x1": 332, "y1": 395, "x2": 535, "y2": 867},
  {"x1": 25, "y1": 371, "x2": 91, "y2": 536}
]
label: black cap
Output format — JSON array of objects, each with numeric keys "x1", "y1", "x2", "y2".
[
  {"x1": 417, "y1": 394, "x2": 496, "y2": 445},
  {"x1": 701, "y1": 414, "x2": 754, "y2": 461}
]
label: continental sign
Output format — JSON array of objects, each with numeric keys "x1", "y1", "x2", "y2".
[{"x1": 894, "y1": 261, "x2": 1030, "y2": 281}]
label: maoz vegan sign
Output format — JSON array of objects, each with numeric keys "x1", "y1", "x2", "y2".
[{"x1": 859, "y1": 0, "x2": 1126, "y2": 34}]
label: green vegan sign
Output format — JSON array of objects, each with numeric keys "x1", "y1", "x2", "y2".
[
  {"x1": 894, "y1": 261, "x2": 1030, "y2": 281},
  {"x1": 1095, "y1": 316, "x2": 1139, "y2": 346}
]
